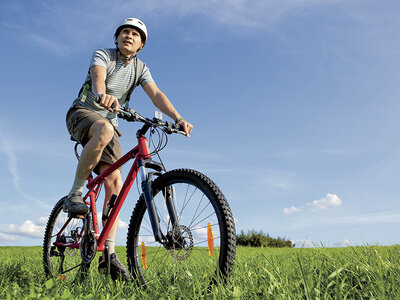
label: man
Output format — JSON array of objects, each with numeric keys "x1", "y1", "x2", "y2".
[{"x1": 64, "y1": 18, "x2": 193, "y2": 280}]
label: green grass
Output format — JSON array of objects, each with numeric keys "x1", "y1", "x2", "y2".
[{"x1": 0, "y1": 245, "x2": 399, "y2": 299}]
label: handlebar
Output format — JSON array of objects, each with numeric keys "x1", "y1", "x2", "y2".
[
  {"x1": 95, "y1": 97, "x2": 185, "y2": 135},
  {"x1": 119, "y1": 107, "x2": 185, "y2": 134}
]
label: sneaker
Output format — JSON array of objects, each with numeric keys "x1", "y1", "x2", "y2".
[
  {"x1": 98, "y1": 253, "x2": 131, "y2": 281},
  {"x1": 62, "y1": 193, "x2": 89, "y2": 214}
]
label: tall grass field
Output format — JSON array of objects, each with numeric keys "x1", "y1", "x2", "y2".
[{"x1": 0, "y1": 245, "x2": 399, "y2": 299}]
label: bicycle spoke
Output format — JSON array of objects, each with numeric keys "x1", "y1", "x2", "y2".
[
  {"x1": 192, "y1": 235, "x2": 221, "y2": 247},
  {"x1": 190, "y1": 222, "x2": 219, "y2": 232},
  {"x1": 190, "y1": 211, "x2": 217, "y2": 230},
  {"x1": 178, "y1": 186, "x2": 198, "y2": 221},
  {"x1": 188, "y1": 199, "x2": 211, "y2": 229},
  {"x1": 188, "y1": 193, "x2": 206, "y2": 228}
]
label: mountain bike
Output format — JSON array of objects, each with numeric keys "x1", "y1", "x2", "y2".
[{"x1": 42, "y1": 107, "x2": 236, "y2": 289}]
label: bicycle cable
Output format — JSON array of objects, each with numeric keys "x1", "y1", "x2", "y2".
[{"x1": 149, "y1": 126, "x2": 167, "y2": 171}]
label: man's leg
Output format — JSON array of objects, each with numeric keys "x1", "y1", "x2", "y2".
[
  {"x1": 98, "y1": 163, "x2": 123, "y2": 254},
  {"x1": 75, "y1": 120, "x2": 115, "y2": 183},
  {"x1": 97, "y1": 164, "x2": 131, "y2": 280},
  {"x1": 65, "y1": 119, "x2": 115, "y2": 214}
]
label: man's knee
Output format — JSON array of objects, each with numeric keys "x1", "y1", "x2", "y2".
[{"x1": 89, "y1": 120, "x2": 115, "y2": 147}]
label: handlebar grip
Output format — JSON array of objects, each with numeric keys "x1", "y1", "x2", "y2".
[
  {"x1": 172, "y1": 123, "x2": 186, "y2": 136},
  {"x1": 176, "y1": 123, "x2": 185, "y2": 132}
]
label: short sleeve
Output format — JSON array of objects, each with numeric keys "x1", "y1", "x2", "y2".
[
  {"x1": 138, "y1": 64, "x2": 154, "y2": 87},
  {"x1": 89, "y1": 49, "x2": 110, "y2": 70}
]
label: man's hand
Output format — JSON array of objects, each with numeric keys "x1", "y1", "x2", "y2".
[
  {"x1": 98, "y1": 93, "x2": 120, "y2": 113},
  {"x1": 177, "y1": 118, "x2": 193, "y2": 137}
]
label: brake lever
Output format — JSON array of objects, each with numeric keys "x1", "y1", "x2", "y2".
[
  {"x1": 117, "y1": 107, "x2": 137, "y2": 121},
  {"x1": 164, "y1": 121, "x2": 174, "y2": 134},
  {"x1": 171, "y1": 123, "x2": 186, "y2": 136}
]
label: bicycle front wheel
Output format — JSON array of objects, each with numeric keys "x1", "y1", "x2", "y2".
[
  {"x1": 43, "y1": 197, "x2": 86, "y2": 279},
  {"x1": 126, "y1": 169, "x2": 236, "y2": 289}
]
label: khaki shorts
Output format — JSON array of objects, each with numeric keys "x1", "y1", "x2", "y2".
[{"x1": 66, "y1": 106, "x2": 122, "y2": 174}]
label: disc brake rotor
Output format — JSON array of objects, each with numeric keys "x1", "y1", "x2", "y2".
[{"x1": 169, "y1": 225, "x2": 194, "y2": 261}]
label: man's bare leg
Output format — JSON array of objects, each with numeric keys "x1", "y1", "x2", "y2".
[
  {"x1": 65, "y1": 119, "x2": 115, "y2": 214},
  {"x1": 75, "y1": 120, "x2": 115, "y2": 183},
  {"x1": 98, "y1": 163, "x2": 123, "y2": 254}
]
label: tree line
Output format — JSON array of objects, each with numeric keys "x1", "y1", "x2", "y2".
[{"x1": 236, "y1": 230, "x2": 295, "y2": 248}]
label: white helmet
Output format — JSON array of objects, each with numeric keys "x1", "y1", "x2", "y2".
[{"x1": 114, "y1": 18, "x2": 148, "y2": 46}]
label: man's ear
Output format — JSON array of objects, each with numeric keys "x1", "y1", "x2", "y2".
[{"x1": 137, "y1": 43, "x2": 144, "y2": 53}]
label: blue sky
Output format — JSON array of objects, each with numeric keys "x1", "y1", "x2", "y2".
[{"x1": 1, "y1": 0, "x2": 400, "y2": 247}]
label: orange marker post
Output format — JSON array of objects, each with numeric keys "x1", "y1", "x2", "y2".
[
  {"x1": 141, "y1": 241, "x2": 147, "y2": 270},
  {"x1": 207, "y1": 223, "x2": 214, "y2": 257}
]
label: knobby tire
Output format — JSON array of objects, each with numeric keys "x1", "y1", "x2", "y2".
[{"x1": 126, "y1": 169, "x2": 236, "y2": 290}]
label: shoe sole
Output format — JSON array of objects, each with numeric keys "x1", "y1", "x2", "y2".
[{"x1": 62, "y1": 204, "x2": 89, "y2": 215}]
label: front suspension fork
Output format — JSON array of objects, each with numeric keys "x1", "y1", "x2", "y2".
[{"x1": 138, "y1": 160, "x2": 179, "y2": 244}]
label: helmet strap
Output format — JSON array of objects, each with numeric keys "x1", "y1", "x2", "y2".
[{"x1": 116, "y1": 48, "x2": 136, "y2": 64}]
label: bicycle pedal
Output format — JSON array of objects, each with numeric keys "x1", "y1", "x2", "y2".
[{"x1": 68, "y1": 212, "x2": 85, "y2": 219}]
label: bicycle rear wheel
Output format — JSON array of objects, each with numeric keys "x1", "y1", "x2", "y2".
[
  {"x1": 126, "y1": 169, "x2": 236, "y2": 289},
  {"x1": 43, "y1": 197, "x2": 87, "y2": 279}
]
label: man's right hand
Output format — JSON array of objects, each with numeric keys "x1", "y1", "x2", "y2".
[{"x1": 97, "y1": 93, "x2": 120, "y2": 113}]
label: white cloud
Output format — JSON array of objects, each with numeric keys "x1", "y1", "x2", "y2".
[
  {"x1": 292, "y1": 239, "x2": 351, "y2": 248},
  {"x1": 292, "y1": 239, "x2": 318, "y2": 248},
  {"x1": 283, "y1": 206, "x2": 301, "y2": 215},
  {"x1": 37, "y1": 216, "x2": 48, "y2": 226},
  {"x1": 0, "y1": 220, "x2": 45, "y2": 239},
  {"x1": 97, "y1": 211, "x2": 102, "y2": 226},
  {"x1": 334, "y1": 239, "x2": 351, "y2": 247},
  {"x1": 284, "y1": 194, "x2": 342, "y2": 215},
  {"x1": 96, "y1": 210, "x2": 129, "y2": 229},
  {"x1": 118, "y1": 220, "x2": 128, "y2": 229},
  {"x1": 194, "y1": 227, "x2": 208, "y2": 241},
  {"x1": 306, "y1": 194, "x2": 342, "y2": 211},
  {"x1": 0, "y1": 232, "x2": 16, "y2": 243}
]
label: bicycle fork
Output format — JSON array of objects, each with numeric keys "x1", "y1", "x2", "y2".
[{"x1": 138, "y1": 159, "x2": 179, "y2": 245}]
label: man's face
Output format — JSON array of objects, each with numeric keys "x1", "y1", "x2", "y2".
[{"x1": 116, "y1": 27, "x2": 144, "y2": 56}]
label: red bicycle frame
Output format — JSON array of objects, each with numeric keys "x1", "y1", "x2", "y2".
[{"x1": 56, "y1": 135, "x2": 152, "y2": 251}]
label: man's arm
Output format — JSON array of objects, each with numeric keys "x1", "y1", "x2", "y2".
[
  {"x1": 90, "y1": 66, "x2": 119, "y2": 112},
  {"x1": 143, "y1": 82, "x2": 193, "y2": 137}
]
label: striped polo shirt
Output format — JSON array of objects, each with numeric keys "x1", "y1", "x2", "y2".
[{"x1": 73, "y1": 48, "x2": 154, "y2": 126}]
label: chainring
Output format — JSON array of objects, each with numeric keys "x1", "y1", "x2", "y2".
[
  {"x1": 80, "y1": 232, "x2": 97, "y2": 264},
  {"x1": 80, "y1": 215, "x2": 97, "y2": 264}
]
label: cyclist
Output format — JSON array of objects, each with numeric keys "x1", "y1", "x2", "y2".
[{"x1": 64, "y1": 18, "x2": 193, "y2": 280}]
